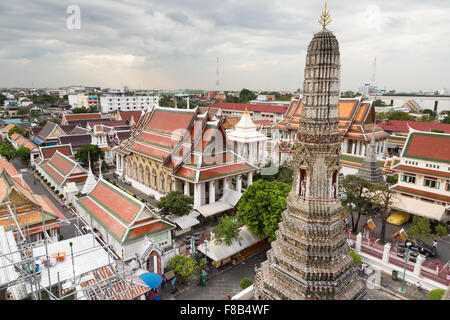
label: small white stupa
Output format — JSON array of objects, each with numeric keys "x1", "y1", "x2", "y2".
[
  {"x1": 226, "y1": 108, "x2": 268, "y2": 166},
  {"x1": 81, "y1": 154, "x2": 98, "y2": 194}
]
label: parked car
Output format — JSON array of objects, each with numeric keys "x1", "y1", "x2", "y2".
[{"x1": 404, "y1": 240, "x2": 436, "y2": 257}]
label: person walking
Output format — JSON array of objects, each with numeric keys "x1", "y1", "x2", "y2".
[
  {"x1": 432, "y1": 239, "x2": 438, "y2": 251},
  {"x1": 254, "y1": 264, "x2": 258, "y2": 274},
  {"x1": 415, "y1": 281, "x2": 422, "y2": 292}
]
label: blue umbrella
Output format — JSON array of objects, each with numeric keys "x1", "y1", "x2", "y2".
[{"x1": 138, "y1": 272, "x2": 163, "y2": 289}]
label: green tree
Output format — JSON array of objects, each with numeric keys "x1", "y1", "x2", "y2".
[
  {"x1": 0, "y1": 93, "x2": 6, "y2": 105},
  {"x1": 213, "y1": 215, "x2": 242, "y2": 246},
  {"x1": 253, "y1": 163, "x2": 293, "y2": 185},
  {"x1": 239, "y1": 277, "x2": 253, "y2": 289},
  {"x1": 166, "y1": 255, "x2": 198, "y2": 284},
  {"x1": 159, "y1": 95, "x2": 172, "y2": 107},
  {"x1": 373, "y1": 99, "x2": 387, "y2": 107},
  {"x1": 427, "y1": 289, "x2": 445, "y2": 300},
  {"x1": 349, "y1": 250, "x2": 361, "y2": 265},
  {"x1": 0, "y1": 141, "x2": 16, "y2": 160},
  {"x1": 339, "y1": 175, "x2": 372, "y2": 233},
  {"x1": 422, "y1": 109, "x2": 436, "y2": 116},
  {"x1": 387, "y1": 111, "x2": 414, "y2": 121},
  {"x1": 157, "y1": 191, "x2": 193, "y2": 217},
  {"x1": 15, "y1": 146, "x2": 30, "y2": 163},
  {"x1": 407, "y1": 216, "x2": 432, "y2": 243},
  {"x1": 8, "y1": 125, "x2": 29, "y2": 139},
  {"x1": 75, "y1": 144, "x2": 104, "y2": 168},
  {"x1": 17, "y1": 107, "x2": 29, "y2": 115},
  {"x1": 237, "y1": 179, "x2": 290, "y2": 241},
  {"x1": 434, "y1": 224, "x2": 447, "y2": 238},
  {"x1": 371, "y1": 176, "x2": 396, "y2": 243},
  {"x1": 441, "y1": 116, "x2": 450, "y2": 124},
  {"x1": 341, "y1": 91, "x2": 360, "y2": 98},
  {"x1": 239, "y1": 88, "x2": 257, "y2": 103}
]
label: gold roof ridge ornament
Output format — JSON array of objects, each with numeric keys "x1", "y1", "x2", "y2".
[{"x1": 318, "y1": 1, "x2": 332, "y2": 30}]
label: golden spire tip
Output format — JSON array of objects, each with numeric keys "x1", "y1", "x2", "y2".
[{"x1": 318, "y1": 1, "x2": 332, "y2": 30}]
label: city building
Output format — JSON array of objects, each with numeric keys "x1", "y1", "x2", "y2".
[
  {"x1": 113, "y1": 106, "x2": 259, "y2": 215},
  {"x1": 8, "y1": 132, "x2": 39, "y2": 162},
  {"x1": 208, "y1": 102, "x2": 288, "y2": 122},
  {"x1": 254, "y1": 10, "x2": 365, "y2": 300},
  {"x1": 0, "y1": 169, "x2": 65, "y2": 243},
  {"x1": 37, "y1": 151, "x2": 88, "y2": 195},
  {"x1": 377, "y1": 120, "x2": 450, "y2": 156},
  {"x1": 390, "y1": 130, "x2": 450, "y2": 224},
  {"x1": 75, "y1": 178, "x2": 176, "y2": 268},
  {"x1": 100, "y1": 94, "x2": 159, "y2": 113},
  {"x1": 274, "y1": 96, "x2": 389, "y2": 168},
  {"x1": 376, "y1": 94, "x2": 450, "y2": 114},
  {"x1": 68, "y1": 94, "x2": 99, "y2": 109},
  {"x1": 61, "y1": 113, "x2": 103, "y2": 125}
]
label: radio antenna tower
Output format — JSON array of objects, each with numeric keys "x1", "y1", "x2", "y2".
[
  {"x1": 216, "y1": 57, "x2": 220, "y2": 91},
  {"x1": 371, "y1": 57, "x2": 377, "y2": 86}
]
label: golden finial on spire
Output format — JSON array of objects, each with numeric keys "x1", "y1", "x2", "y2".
[{"x1": 318, "y1": 1, "x2": 332, "y2": 30}]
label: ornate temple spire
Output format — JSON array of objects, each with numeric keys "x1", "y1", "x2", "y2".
[
  {"x1": 254, "y1": 4, "x2": 365, "y2": 300},
  {"x1": 318, "y1": 2, "x2": 332, "y2": 30},
  {"x1": 357, "y1": 126, "x2": 383, "y2": 183}
]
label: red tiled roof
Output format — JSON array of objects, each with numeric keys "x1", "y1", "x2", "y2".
[
  {"x1": 41, "y1": 163, "x2": 65, "y2": 184},
  {"x1": 199, "y1": 163, "x2": 256, "y2": 181},
  {"x1": 88, "y1": 120, "x2": 127, "y2": 127},
  {"x1": 209, "y1": 102, "x2": 287, "y2": 114},
  {"x1": 89, "y1": 181, "x2": 142, "y2": 224},
  {"x1": 64, "y1": 113, "x2": 103, "y2": 121},
  {"x1": 126, "y1": 222, "x2": 171, "y2": 242},
  {"x1": 392, "y1": 185, "x2": 450, "y2": 203},
  {"x1": 49, "y1": 152, "x2": 76, "y2": 176},
  {"x1": 137, "y1": 131, "x2": 179, "y2": 149},
  {"x1": 119, "y1": 111, "x2": 142, "y2": 123},
  {"x1": 78, "y1": 197, "x2": 126, "y2": 240},
  {"x1": 392, "y1": 164, "x2": 450, "y2": 179},
  {"x1": 129, "y1": 141, "x2": 171, "y2": 161},
  {"x1": 377, "y1": 120, "x2": 450, "y2": 134},
  {"x1": 403, "y1": 132, "x2": 450, "y2": 164},
  {"x1": 41, "y1": 145, "x2": 72, "y2": 159},
  {"x1": 145, "y1": 108, "x2": 195, "y2": 134}
]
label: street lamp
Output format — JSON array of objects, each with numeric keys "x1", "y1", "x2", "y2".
[{"x1": 400, "y1": 242, "x2": 411, "y2": 293}]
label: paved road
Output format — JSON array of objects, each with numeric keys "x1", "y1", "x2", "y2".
[{"x1": 168, "y1": 250, "x2": 267, "y2": 300}]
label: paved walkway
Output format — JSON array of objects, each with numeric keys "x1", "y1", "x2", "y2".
[
  {"x1": 362, "y1": 271, "x2": 428, "y2": 300},
  {"x1": 160, "y1": 249, "x2": 267, "y2": 300}
]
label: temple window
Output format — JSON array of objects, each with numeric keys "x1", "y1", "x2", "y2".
[
  {"x1": 424, "y1": 176, "x2": 440, "y2": 189},
  {"x1": 401, "y1": 174, "x2": 416, "y2": 184}
]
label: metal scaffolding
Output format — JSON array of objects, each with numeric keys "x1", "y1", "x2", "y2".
[{"x1": 0, "y1": 205, "x2": 149, "y2": 300}]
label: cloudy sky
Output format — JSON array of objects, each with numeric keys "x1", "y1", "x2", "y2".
[{"x1": 0, "y1": 0, "x2": 449, "y2": 92}]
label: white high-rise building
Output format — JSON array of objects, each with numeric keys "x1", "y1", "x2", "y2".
[{"x1": 100, "y1": 94, "x2": 159, "y2": 113}]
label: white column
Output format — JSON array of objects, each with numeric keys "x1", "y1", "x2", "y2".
[
  {"x1": 200, "y1": 183, "x2": 206, "y2": 205},
  {"x1": 209, "y1": 181, "x2": 216, "y2": 204},
  {"x1": 414, "y1": 254, "x2": 424, "y2": 277},
  {"x1": 355, "y1": 233, "x2": 362, "y2": 253},
  {"x1": 184, "y1": 181, "x2": 190, "y2": 196},
  {"x1": 224, "y1": 178, "x2": 230, "y2": 191},
  {"x1": 382, "y1": 243, "x2": 391, "y2": 264},
  {"x1": 351, "y1": 141, "x2": 356, "y2": 155},
  {"x1": 237, "y1": 175, "x2": 242, "y2": 193},
  {"x1": 362, "y1": 143, "x2": 367, "y2": 157},
  {"x1": 194, "y1": 184, "x2": 201, "y2": 208},
  {"x1": 248, "y1": 172, "x2": 253, "y2": 186}
]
